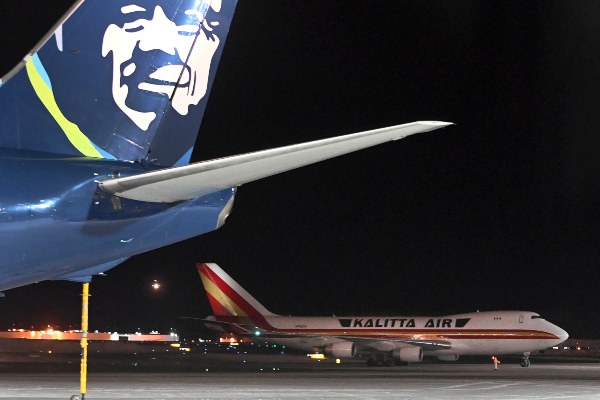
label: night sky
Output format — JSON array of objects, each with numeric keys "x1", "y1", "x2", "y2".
[{"x1": 1, "y1": 1, "x2": 600, "y2": 338}]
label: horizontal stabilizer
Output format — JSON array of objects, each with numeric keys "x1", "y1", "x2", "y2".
[
  {"x1": 99, "y1": 121, "x2": 452, "y2": 203},
  {"x1": 195, "y1": 318, "x2": 254, "y2": 335}
]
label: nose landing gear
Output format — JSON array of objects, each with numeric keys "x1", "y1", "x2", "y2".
[{"x1": 520, "y1": 352, "x2": 530, "y2": 367}]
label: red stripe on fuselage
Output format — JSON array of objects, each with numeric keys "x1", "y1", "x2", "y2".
[{"x1": 253, "y1": 328, "x2": 558, "y2": 340}]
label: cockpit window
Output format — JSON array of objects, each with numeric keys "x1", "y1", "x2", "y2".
[{"x1": 531, "y1": 315, "x2": 543, "y2": 319}]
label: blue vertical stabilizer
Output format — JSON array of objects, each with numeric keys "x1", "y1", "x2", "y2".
[{"x1": 0, "y1": 0, "x2": 237, "y2": 165}]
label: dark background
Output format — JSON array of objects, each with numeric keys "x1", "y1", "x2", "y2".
[{"x1": 0, "y1": 1, "x2": 599, "y2": 338}]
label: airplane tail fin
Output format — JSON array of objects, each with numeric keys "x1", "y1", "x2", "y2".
[
  {"x1": 197, "y1": 263, "x2": 277, "y2": 327},
  {"x1": 0, "y1": 0, "x2": 237, "y2": 165}
]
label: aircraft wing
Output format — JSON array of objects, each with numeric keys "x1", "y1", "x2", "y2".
[
  {"x1": 253, "y1": 333, "x2": 451, "y2": 351},
  {"x1": 203, "y1": 321, "x2": 452, "y2": 351},
  {"x1": 99, "y1": 121, "x2": 452, "y2": 203},
  {"x1": 341, "y1": 336, "x2": 452, "y2": 352}
]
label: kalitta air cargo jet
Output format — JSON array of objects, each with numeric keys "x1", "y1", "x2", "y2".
[
  {"x1": 0, "y1": 0, "x2": 451, "y2": 291},
  {"x1": 198, "y1": 263, "x2": 568, "y2": 367}
]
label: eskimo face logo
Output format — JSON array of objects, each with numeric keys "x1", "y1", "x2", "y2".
[{"x1": 102, "y1": 1, "x2": 222, "y2": 130}]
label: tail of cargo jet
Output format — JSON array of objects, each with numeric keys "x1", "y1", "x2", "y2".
[
  {"x1": 198, "y1": 263, "x2": 277, "y2": 327},
  {"x1": 0, "y1": 0, "x2": 237, "y2": 166}
]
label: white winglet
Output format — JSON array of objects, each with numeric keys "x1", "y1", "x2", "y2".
[{"x1": 99, "y1": 121, "x2": 452, "y2": 203}]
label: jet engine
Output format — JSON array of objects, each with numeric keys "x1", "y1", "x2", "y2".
[
  {"x1": 437, "y1": 354, "x2": 459, "y2": 361},
  {"x1": 325, "y1": 341, "x2": 356, "y2": 358},
  {"x1": 392, "y1": 346, "x2": 423, "y2": 362}
]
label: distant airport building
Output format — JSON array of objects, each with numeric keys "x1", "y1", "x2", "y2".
[
  {"x1": 0, "y1": 328, "x2": 178, "y2": 342},
  {"x1": 0, "y1": 328, "x2": 181, "y2": 357}
]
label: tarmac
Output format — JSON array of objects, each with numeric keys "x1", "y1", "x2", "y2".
[{"x1": 2, "y1": 360, "x2": 600, "y2": 399}]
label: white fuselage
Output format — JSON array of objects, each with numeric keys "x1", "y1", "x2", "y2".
[{"x1": 253, "y1": 310, "x2": 568, "y2": 357}]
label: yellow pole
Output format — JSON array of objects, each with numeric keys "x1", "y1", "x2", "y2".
[{"x1": 80, "y1": 282, "x2": 89, "y2": 399}]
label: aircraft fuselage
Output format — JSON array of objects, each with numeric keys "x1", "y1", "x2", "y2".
[
  {"x1": 250, "y1": 311, "x2": 567, "y2": 357},
  {"x1": 0, "y1": 148, "x2": 234, "y2": 290}
]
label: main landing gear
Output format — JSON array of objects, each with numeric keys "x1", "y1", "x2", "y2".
[
  {"x1": 366, "y1": 355, "x2": 406, "y2": 367},
  {"x1": 366, "y1": 355, "x2": 395, "y2": 367},
  {"x1": 520, "y1": 352, "x2": 531, "y2": 367}
]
